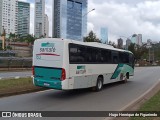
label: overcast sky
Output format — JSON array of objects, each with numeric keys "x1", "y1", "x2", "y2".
[{"x1": 21, "y1": 0, "x2": 160, "y2": 43}]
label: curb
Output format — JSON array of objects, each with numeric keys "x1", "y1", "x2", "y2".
[
  {"x1": 104, "y1": 79, "x2": 160, "y2": 120},
  {"x1": 0, "y1": 88, "x2": 48, "y2": 98}
]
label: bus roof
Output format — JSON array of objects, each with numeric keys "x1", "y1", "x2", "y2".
[{"x1": 35, "y1": 38, "x2": 133, "y2": 54}]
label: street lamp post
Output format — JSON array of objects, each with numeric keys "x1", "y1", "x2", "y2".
[
  {"x1": 82, "y1": 8, "x2": 95, "y2": 40},
  {"x1": 148, "y1": 42, "x2": 155, "y2": 64},
  {"x1": 83, "y1": 8, "x2": 95, "y2": 17}
]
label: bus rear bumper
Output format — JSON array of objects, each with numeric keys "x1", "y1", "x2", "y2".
[{"x1": 33, "y1": 78, "x2": 62, "y2": 90}]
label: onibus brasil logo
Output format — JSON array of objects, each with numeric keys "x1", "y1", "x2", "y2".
[{"x1": 36, "y1": 43, "x2": 60, "y2": 60}]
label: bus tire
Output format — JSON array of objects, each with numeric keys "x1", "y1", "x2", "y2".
[
  {"x1": 123, "y1": 72, "x2": 129, "y2": 83},
  {"x1": 94, "y1": 76, "x2": 103, "y2": 92}
]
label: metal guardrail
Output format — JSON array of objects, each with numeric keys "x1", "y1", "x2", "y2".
[
  {"x1": 0, "y1": 57, "x2": 32, "y2": 70},
  {"x1": 0, "y1": 50, "x2": 17, "y2": 57}
]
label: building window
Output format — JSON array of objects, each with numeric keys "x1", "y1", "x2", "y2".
[
  {"x1": 75, "y1": 2, "x2": 82, "y2": 11},
  {"x1": 67, "y1": 0, "x2": 73, "y2": 9}
]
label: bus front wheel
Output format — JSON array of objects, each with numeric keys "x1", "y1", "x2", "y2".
[{"x1": 94, "y1": 76, "x2": 103, "y2": 92}]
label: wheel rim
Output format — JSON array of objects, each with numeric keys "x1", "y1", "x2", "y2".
[
  {"x1": 124, "y1": 77, "x2": 128, "y2": 82},
  {"x1": 98, "y1": 80, "x2": 102, "y2": 89}
]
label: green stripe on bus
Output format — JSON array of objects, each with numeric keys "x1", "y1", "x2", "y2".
[
  {"x1": 111, "y1": 64, "x2": 124, "y2": 79},
  {"x1": 111, "y1": 64, "x2": 134, "y2": 79}
]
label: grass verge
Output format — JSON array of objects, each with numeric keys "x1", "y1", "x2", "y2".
[
  {"x1": 130, "y1": 90, "x2": 160, "y2": 120},
  {"x1": 0, "y1": 78, "x2": 47, "y2": 98}
]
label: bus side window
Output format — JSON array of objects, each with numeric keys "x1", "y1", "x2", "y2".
[
  {"x1": 112, "y1": 51, "x2": 119, "y2": 64},
  {"x1": 101, "y1": 49, "x2": 111, "y2": 63},
  {"x1": 96, "y1": 49, "x2": 102, "y2": 63},
  {"x1": 69, "y1": 45, "x2": 78, "y2": 63},
  {"x1": 101, "y1": 49, "x2": 107, "y2": 63},
  {"x1": 123, "y1": 53, "x2": 129, "y2": 64},
  {"x1": 129, "y1": 54, "x2": 135, "y2": 67},
  {"x1": 119, "y1": 52, "x2": 123, "y2": 63},
  {"x1": 108, "y1": 50, "x2": 112, "y2": 63},
  {"x1": 92, "y1": 48, "x2": 98, "y2": 63},
  {"x1": 69, "y1": 44, "x2": 86, "y2": 64},
  {"x1": 86, "y1": 47, "x2": 93, "y2": 63},
  {"x1": 77, "y1": 45, "x2": 86, "y2": 63}
]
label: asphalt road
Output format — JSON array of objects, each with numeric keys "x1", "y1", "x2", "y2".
[
  {"x1": 0, "y1": 67, "x2": 160, "y2": 120},
  {"x1": 0, "y1": 71, "x2": 32, "y2": 79}
]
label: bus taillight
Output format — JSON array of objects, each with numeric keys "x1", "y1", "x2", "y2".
[
  {"x1": 61, "y1": 68, "x2": 66, "y2": 81},
  {"x1": 32, "y1": 66, "x2": 35, "y2": 76}
]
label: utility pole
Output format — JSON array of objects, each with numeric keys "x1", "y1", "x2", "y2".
[{"x1": 149, "y1": 47, "x2": 150, "y2": 63}]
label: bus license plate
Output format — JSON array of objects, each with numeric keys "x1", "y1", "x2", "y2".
[{"x1": 44, "y1": 83, "x2": 50, "y2": 87}]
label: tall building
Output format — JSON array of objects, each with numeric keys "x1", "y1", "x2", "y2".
[
  {"x1": 52, "y1": 0, "x2": 88, "y2": 41},
  {"x1": 0, "y1": 0, "x2": 18, "y2": 34},
  {"x1": 18, "y1": 1, "x2": 30, "y2": 37},
  {"x1": 131, "y1": 34, "x2": 137, "y2": 44},
  {"x1": 137, "y1": 34, "x2": 142, "y2": 46},
  {"x1": 34, "y1": 0, "x2": 45, "y2": 38},
  {"x1": 44, "y1": 14, "x2": 49, "y2": 38},
  {"x1": 0, "y1": 0, "x2": 2, "y2": 34},
  {"x1": 100, "y1": 27, "x2": 108, "y2": 44},
  {"x1": 117, "y1": 38, "x2": 123, "y2": 49},
  {"x1": 131, "y1": 34, "x2": 142, "y2": 46},
  {"x1": 126, "y1": 38, "x2": 132, "y2": 50}
]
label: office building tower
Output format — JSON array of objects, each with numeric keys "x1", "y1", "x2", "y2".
[
  {"x1": 44, "y1": 14, "x2": 49, "y2": 38},
  {"x1": 34, "y1": 0, "x2": 45, "y2": 38},
  {"x1": 126, "y1": 38, "x2": 132, "y2": 50},
  {"x1": 0, "y1": 0, "x2": 18, "y2": 34},
  {"x1": 117, "y1": 38, "x2": 123, "y2": 49},
  {"x1": 100, "y1": 27, "x2": 108, "y2": 44},
  {"x1": 53, "y1": 0, "x2": 88, "y2": 41},
  {"x1": 137, "y1": 34, "x2": 142, "y2": 46},
  {"x1": 18, "y1": 1, "x2": 30, "y2": 37},
  {"x1": 131, "y1": 34, "x2": 137, "y2": 44},
  {"x1": 131, "y1": 34, "x2": 142, "y2": 46}
]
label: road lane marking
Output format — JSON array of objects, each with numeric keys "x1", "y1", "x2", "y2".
[{"x1": 33, "y1": 89, "x2": 52, "y2": 94}]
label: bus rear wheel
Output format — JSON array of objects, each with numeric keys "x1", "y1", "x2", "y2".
[
  {"x1": 123, "y1": 73, "x2": 129, "y2": 83},
  {"x1": 94, "y1": 76, "x2": 103, "y2": 92}
]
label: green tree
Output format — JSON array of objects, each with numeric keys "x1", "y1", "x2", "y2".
[
  {"x1": 0, "y1": 46, "x2": 3, "y2": 50},
  {"x1": 108, "y1": 41, "x2": 117, "y2": 48},
  {"x1": 83, "y1": 31, "x2": 101, "y2": 43},
  {"x1": 25, "y1": 34, "x2": 36, "y2": 45},
  {"x1": 6, "y1": 46, "x2": 12, "y2": 50},
  {"x1": 128, "y1": 43, "x2": 148, "y2": 62},
  {"x1": 8, "y1": 33, "x2": 19, "y2": 42}
]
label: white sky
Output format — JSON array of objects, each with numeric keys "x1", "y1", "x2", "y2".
[{"x1": 20, "y1": 0, "x2": 160, "y2": 43}]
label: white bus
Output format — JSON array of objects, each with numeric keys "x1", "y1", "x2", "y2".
[{"x1": 32, "y1": 38, "x2": 134, "y2": 91}]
